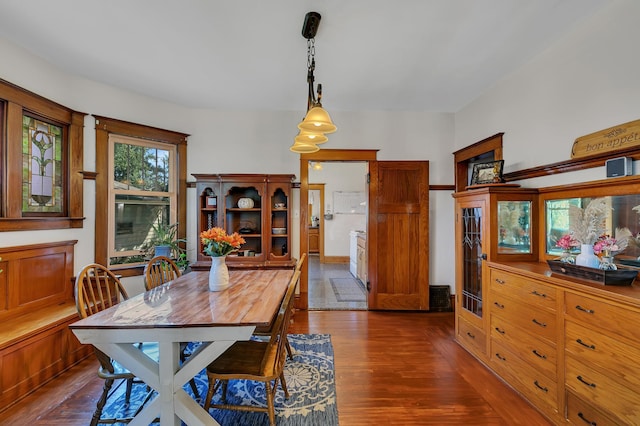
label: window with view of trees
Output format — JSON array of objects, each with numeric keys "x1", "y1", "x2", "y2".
[
  {"x1": 94, "y1": 115, "x2": 188, "y2": 274},
  {"x1": 109, "y1": 135, "x2": 176, "y2": 266}
]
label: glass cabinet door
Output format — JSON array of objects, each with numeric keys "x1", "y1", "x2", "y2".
[{"x1": 461, "y1": 205, "x2": 483, "y2": 318}]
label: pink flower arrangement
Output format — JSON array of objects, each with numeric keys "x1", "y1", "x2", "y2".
[
  {"x1": 593, "y1": 234, "x2": 619, "y2": 256},
  {"x1": 555, "y1": 234, "x2": 580, "y2": 250}
]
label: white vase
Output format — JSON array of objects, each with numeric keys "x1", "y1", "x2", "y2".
[
  {"x1": 575, "y1": 244, "x2": 600, "y2": 269},
  {"x1": 208, "y1": 256, "x2": 230, "y2": 291}
]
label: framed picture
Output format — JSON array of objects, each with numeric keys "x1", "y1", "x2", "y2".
[{"x1": 471, "y1": 160, "x2": 504, "y2": 185}]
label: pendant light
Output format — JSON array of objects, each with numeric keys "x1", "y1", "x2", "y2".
[{"x1": 290, "y1": 12, "x2": 336, "y2": 154}]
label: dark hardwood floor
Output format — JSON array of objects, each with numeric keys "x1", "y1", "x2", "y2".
[{"x1": 0, "y1": 311, "x2": 551, "y2": 425}]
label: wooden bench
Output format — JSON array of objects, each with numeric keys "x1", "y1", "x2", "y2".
[{"x1": 0, "y1": 241, "x2": 91, "y2": 413}]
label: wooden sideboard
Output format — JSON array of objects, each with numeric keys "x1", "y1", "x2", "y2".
[
  {"x1": 479, "y1": 261, "x2": 640, "y2": 424},
  {"x1": 0, "y1": 241, "x2": 91, "y2": 413}
]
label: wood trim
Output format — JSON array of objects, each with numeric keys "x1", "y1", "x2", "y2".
[
  {"x1": 453, "y1": 133, "x2": 504, "y2": 192},
  {"x1": 80, "y1": 171, "x2": 98, "y2": 180},
  {"x1": 309, "y1": 183, "x2": 325, "y2": 261},
  {"x1": 93, "y1": 115, "x2": 189, "y2": 145},
  {"x1": 301, "y1": 149, "x2": 378, "y2": 161},
  {"x1": 504, "y1": 146, "x2": 640, "y2": 182},
  {"x1": 322, "y1": 255, "x2": 350, "y2": 264},
  {"x1": 430, "y1": 184, "x2": 455, "y2": 191},
  {"x1": 5, "y1": 102, "x2": 22, "y2": 218}
]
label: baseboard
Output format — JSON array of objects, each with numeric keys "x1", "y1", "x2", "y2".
[{"x1": 322, "y1": 256, "x2": 350, "y2": 264}]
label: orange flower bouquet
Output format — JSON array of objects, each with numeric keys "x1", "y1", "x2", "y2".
[{"x1": 200, "y1": 227, "x2": 245, "y2": 257}]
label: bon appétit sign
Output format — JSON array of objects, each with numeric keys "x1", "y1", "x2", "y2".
[{"x1": 571, "y1": 118, "x2": 640, "y2": 158}]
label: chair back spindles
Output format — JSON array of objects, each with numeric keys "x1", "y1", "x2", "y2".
[
  {"x1": 145, "y1": 255, "x2": 181, "y2": 290},
  {"x1": 75, "y1": 264, "x2": 128, "y2": 320}
]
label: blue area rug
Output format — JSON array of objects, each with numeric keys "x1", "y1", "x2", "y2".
[{"x1": 101, "y1": 334, "x2": 338, "y2": 425}]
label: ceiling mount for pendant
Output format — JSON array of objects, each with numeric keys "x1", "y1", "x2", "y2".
[{"x1": 301, "y1": 12, "x2": 321, "y2": 39}]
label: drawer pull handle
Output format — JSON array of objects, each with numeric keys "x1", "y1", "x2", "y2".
[
  {"x1": 576, "y1": 339, "x2": 596, "y2": 350},
  {"x1": 532, "y1": 318, "x2": 547, "y2": 328},
  {"x1": 494, "y1": 327, "x2": 505, "y2": 334},
  {"x1": 493, "y1": 302, "x2": 505, "y2": 309},
  {"x1": 531, "y1": 290, "x2": 547, "y2": 298},
  {"x1": 575, "y1": 305, "x2": 595, "y2": 314},
  {"x1": 577, "y1": 412, "x2": 597, "y2": 426},
  {"x1": 466, "y1": 332, "x2": 475, "y2": 339},
  {"x1": 533, "y1": 380, "x2": 548, "y2": 393},
  {"x1": 532, "y1": 349, "x2": 547, "y2": 359},
  {"x1": 577, "y1": 375, "x2": 596, "y2": 388},
  {"x1": 495, "y1": 278, "x2": 505, "y2": 285},
  {"x1": 495, "y1": 353, "x2": 506, "y2": 361}
]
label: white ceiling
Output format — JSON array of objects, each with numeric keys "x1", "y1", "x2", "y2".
[{"x1": 0, "y1": 0, "x2": 608, "y2": 113}]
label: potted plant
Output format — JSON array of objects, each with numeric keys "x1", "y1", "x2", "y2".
[
  {"x1": 175, "y1": 252, "x2": 191, "y2": 273},
  {"x1": 144, "y1": 221, "x2": 186, "y2": 259}
]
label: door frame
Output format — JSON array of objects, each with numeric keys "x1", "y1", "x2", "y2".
[
  {"x1": 298, "y1": 149, "x2": 378, "y2": 310},
  {"x1": 308, "y1": 183, "x2": 325, "y2": 262}
]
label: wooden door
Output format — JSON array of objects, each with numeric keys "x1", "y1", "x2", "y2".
[{"x1": 368, "y1": 161, "x2": 429, "y2": 310}]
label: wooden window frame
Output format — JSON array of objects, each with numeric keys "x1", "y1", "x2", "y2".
[
  {"x1": 94, "y1": 115, "x2": 188, "y2": 276},
  {"x1": 0, "y1": 78, "x2": 84, "y2": 231}
]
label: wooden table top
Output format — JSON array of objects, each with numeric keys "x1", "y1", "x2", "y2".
[{"x1": 70, "y1": 269, "x2": 292, "y2": 330}]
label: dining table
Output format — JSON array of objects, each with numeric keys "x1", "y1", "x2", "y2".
[{"x1": 70, "y1": 268, "x2": 293, "y2": 426}]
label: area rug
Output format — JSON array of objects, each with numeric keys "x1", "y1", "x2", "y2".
[
  {"x1": 329, "y1": 277, "x2": 366, "y2": 302},
  {"x1": 101, "y1": 334, "x2": 338, "y2": 425}
]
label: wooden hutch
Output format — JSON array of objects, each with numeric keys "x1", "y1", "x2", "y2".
[{"x1": 191, "y1": 174, "x2": 296, "y2": 270}]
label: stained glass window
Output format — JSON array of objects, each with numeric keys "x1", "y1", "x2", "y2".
[{"x1": 22, "y1": 116, "x2": 63, "y2": 214}]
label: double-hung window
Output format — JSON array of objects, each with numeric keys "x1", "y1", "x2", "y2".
[
  {"x1": 94, "y1": 115, "x2": 188, "y2": 274},
  {"x1": 108, "y1": 135, "x2": 177, "y2": 266}
]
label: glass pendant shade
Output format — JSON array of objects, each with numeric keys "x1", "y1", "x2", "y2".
[
  {"x1": 298, "y1": 106, "x2": 337, "y2": 134},
  {"x1": 295, "y1": 129, "x2": 328, "y2": 145},
  {"x1": 289, "y1": 140, "x2": 320, "y2": 153}
]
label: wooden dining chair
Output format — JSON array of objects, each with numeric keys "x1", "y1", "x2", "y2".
[
  {"x1": 143, "y1": 256, "x2": 200, "y2": 399},
  {"x1": 295, "y1": 252, "x2": 307, "y2": 272},
  {"x1": 253, "y1": 255, "x2": 305, "y2": 360},
  {"x1": 75, "y1": 263, "x2": 155, "y2": 426},
  {"x1": 203, "y1": 270, "x2": 300, "y2": 425},
  {"x1": 144, "y1": 255, "x2": 181, "y2": 291}
]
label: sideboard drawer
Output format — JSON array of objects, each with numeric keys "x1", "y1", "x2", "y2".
[
  {"x1": 490, "y1": 339, "x2": 558, "y2": 415},
  {"x1": 565, "y1": 292, "x2": 640, "y2": 343},
  {"x1": 491, "y1": 314, "x2": 557, "y2": 380},
  {"x1": 457, "y1": 316, "x2": 486, "y2": 356},
  {"x1": 565, "y1": 320, "x2": 640, "y2": 392},
  {"x1": 565, "y1": 356, "x2": 640, "y2": 424},
  {"x1": 566, "y1": 391, "x2": 618, "y2": 426},
  {"x1": 490, "y1": 294, "x2": 557, "y2": 344},
  {"x1": 490, "y1": 269, "x2": 558, "y2": 312}
]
